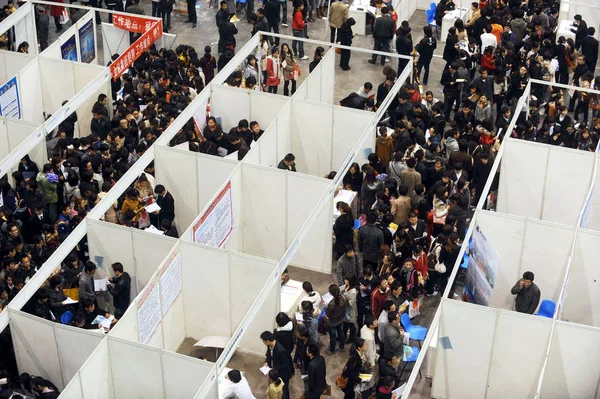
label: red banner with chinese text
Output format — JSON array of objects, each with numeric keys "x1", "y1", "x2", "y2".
[
  {"x1": 112, "y1": 14, "x2": 156, "y2": 33},
  {"x1": 110, "y1": 19, "x2": 163, "y2": 81}
]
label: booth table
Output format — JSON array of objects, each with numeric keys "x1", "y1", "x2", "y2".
[
  {"x1": 441, "y1": 8, "x2": 470, "y2": 42},
  {"x1": 281, "y1": 279, "x2": 304, "y2": 317},
  {"x1": 555, "y1": 19, "x2": 577, "y2": 44},
  {"x1": 333, "y1": 189, "x2": 358, "y2": 222},
  {"x1": 349, "y1": 1, "x2": 376, "y2": 36}
]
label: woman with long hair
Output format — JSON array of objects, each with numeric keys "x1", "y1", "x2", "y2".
[
  {"x1": 343, "y1": 162, "x2": 363, "y2": 192},
  {"x1": 280, "y1": 43, "x2": 298, "y2": 96},
  {"x1": 361, "y1": 168, "x2": 383, "y2": 214},
  {"x1": 325, "y1": 284, "x2": 346, "y2": 354},
  {"x1": 334, "y1": 201, "x2": 354, "y2": 258},
  {"x1": 340, "y1": 338, "x2": 367, "y2": 398},
  {"x1": 202, "y1": 116, "x2": 223, "y2": 143}
]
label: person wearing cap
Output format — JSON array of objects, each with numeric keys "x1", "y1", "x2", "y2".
[{"x1": 511, "y1": 271, "x2": 541, "y2": 314}]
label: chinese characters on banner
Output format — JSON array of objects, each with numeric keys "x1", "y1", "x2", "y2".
[
  {"x1": 112, "y1": 14, "x2": 156, "y2": 33},
  {"x1": 110, "y1": 19, "x2": 163, "y2": 81}
]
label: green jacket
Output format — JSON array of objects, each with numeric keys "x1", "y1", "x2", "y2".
[{"x1": 36, "y1": 172, "x2": 58, "y2": 204}]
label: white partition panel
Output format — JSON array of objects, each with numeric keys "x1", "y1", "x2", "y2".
[
  {"x1": 542, "y1": 147, "x2": 594, "y2": 226},
  {"x1": 60, "y1": 372, "x2": 83, "y2": 399},
  {"x1": 276, "y1": 102, "x2": 292, "y2": 162},
  {"x1": 155, "y1": 146, "x2": 199, "y2": 231},
  {"x1": 18, "y1": 58, "x2": 44, "y2": 123},
  {"x1": 181, "y1": 242, "x2": 231, "y2": 339},
  {"x1": 241, "y1": 164, "x2": 287, "y2": 260},
  {"x1": 101, "y1": 23, "x2": 130, "y2": 68},
  {"x1": 294, "y1": 78, "x2": 308, "y2": 100},
  {"x1": 73, "y1": 63, "x2": 110, "y2": 137},
  {"x1": 239, "y1": 278, "x2": 280, "y2": 355},
  {"x1": 249, "y1": 90, "x2": 288, "y2": 128},
  {"x1": 540, "y1": 322, "x2": 600, "y2": 398},
  {"x1": 162, "y1": 294, "x2": 185, "y2": 352},
  {"x1": 131, "y1": 229, "x2": 178, "y2": 296},
  {"x1": 305, "y1": 64, "x2": 322, "y2": 103},
  {"x1": 87, "y1": 220, "x2": 134, "y2": 281},
  {"x1": 432, "y1": 300, "x2": 497, "y2": 399},
  {"x1": 39, "y1": 58, "x2": 76, "y2": 114},
  {"x1": 162, "y1": 353, "x2": 213, "y2": 398},
  {"x1": 0, "y1": 120, "x2": 8, "y2": 162},
  {"x1": 224, "y1": 165, "x2": 243, "y2": 252},
  {"x1": 287, "y1": 174, "x2": 333, "y2": 271},
  {"x1": 519, "y1": 220, "x2": 573, "y2": 306},
  {"x1": 9, "y1": 310, "x2": 63, "y2": 390},
  {"x1": 54, "y1": 323, "x2": 105, "y2": 388},
  {"x1": 319, "y1": 48, "x2": 335, "y2": 104},
  {"x1": 109, "y1": 297, "x2": 139, "y2": 343},
  {"x1": 0, "y1": 52, "x2": 7, "y2": 83},
  {"x1": 291, "y1": 99, "x2": 333, "y2": 177},
  {"x1": 230, "y1": 252, "x2": 278, "y2": 354},
  {"x1": 110, "y1": 338, "x2": 164, "y2": 398},
  {"x1": 585, "y1": 155, "x2": 600, "y2": 231},
  {"x1": 196, "y1": 153, "x2": 239, "y2": 222},
  {"x1": 486, "y1": 310, "x2": 553, "y2": 398},
  {"x1": 79, "y1": 339, "x2": 114, "y2": 399},
  {"x1": 476, "y1": 211, "x2": 526, "y2": 310},
  {"x1": 4, "y1": 51, "x2": 35, "y2": 80},
  {"x1": 562, "y1": 229, "x2": 600, "y2": 327},
  {"x1": 6, "y1": 119, "x2": 40, "y2": 150},
  {"x1": 43, "y1": 41, "x2": 62, "y2": 60},
  {"x1": 211, "y1": 85, "x2": 250, "y2": 131},
  {"x1": 332, "y1": 107, "x2": 373, "y2": 171},
  {"x1": 497, "y1": 139, "x2": 548, "y2": 218},
  {"x1": 258, "y1": 122, "x2": 278, "y2": 168}
]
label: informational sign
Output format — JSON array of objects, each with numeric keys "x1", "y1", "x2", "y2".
[
  {"x1": 112, "y1": 14, "x2": 155, "y2": 33},
  {"x1": 61, "y1": 35, "x2": 78, "y2": 61},
  {"x1": 159, "y1": 248, "x2": 182, "y2": 316},
  {"x1": 192, "y1": 181, "x2": 233, "y2": 248},
  {"x1": 0, "y1": 77, "x2": 20, "y2": 119},
  {"x1": 78, "y1": 19, "x2": 95, "y2": 63},
  {"x1": 110, "y1": 20, "x2": 163, "y2": 81},
  {"x1": 137, "y1": 276, "x2": 161, "y2": 344},
  {"x1": 464, "y1": 224, "x2": 500, "y2": 306}
]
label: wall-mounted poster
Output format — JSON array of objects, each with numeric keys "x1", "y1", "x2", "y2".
[
  {"x1": 61, "y1": 35, "x2": 78, "y2": 61},
  {"x1": 0, "y1": 77, "x2": 21, "y2": 119},
  {"x1": 78, "y1": 19, "x2": 95, "y2": 63}
]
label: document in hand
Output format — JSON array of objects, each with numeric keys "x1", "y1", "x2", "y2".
[
  {"x1": 259, "y1": 365, "x2": 270, "y2": 375},
  {"x1": 145, "y1": 202, "x2": 161, "y2": 213},
  {"x1": 94, "y1": 277, "x2": 108, "y2": 291},
  {"x1": 62, "y1": 297, "x2": 78, "y2": 305}
]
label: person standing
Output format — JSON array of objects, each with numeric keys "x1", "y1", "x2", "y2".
[
  {"x1": 360, "y1": 315, "x2": 377, "y2": 368},
  {"x1": 186, "y1": 0, "x2": 197, "y2": 27},
  {"x1": 396, "y1": 24, "x2": 413, "y2": 73},
  {"x1": 369, "y1": 6, "x2": 394, "y2": 65},
  {"x1": 510, "y1": 271, "x2": 541, "y2": 314},
  {"x1": 338, "y1": 18, "x2": 355, "y2": 71},
  {"x1": 414, "y1": 26, "x2": 436, "y2": 86},
  {"x1": 570, "y1": 14, "x2": 588, "y2": 50},
  {"x1": 328, "y1": 0, "x2": 347, "y2": 43},
  {"x1": 107, "y1": 262, "x2": 131, "y2": 313},
  {"x1": 306, "y1": 343, "x2": 327, "y2": 399},
  {"x1": 441, "y1": 62, "x2": 459, "y2": 119},
  {"x1": 581, "y1": 27, "x2": 599, "y2": 72},
  {"x1": 326, "y1": 284, "x2": 346, "y2": 354},
  {"x1": 260, "y1": 331, "x2": 294, "y2": 399},
  {"x1": 382, "y1": 311, "x2": 404, "y2": 359},
  {"x1": 292, "y1": 2, "x2": 308, "y2": 60},
  {"x1": 35, "y1": 5, "x2": 49, "y2": 51},
  {"x1": 337, "y1": 245, "x2": 362, "y2": 286},
  {"x1": 340, "y1": 338, "x2": 367, "y2": 399},
  {"x1": 358, "y1": 212, "x2": 384, "y2": 270}
]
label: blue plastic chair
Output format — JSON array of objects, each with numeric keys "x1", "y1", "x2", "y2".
[
  {"x1": 399, "y1": 346, "x2": 422, "y2": 381},
  {"x1": 426, "y1": 3, "x2": 440, "y2": 39},
  {"x1": 61, "y1": 310, "x2": 74, "y2": 325},
  {"x1": 353, "y1": 219, "x2": 361, "y2": 229},
  {"x1": 401, "y1": 313, "x2": 428, "y2": 348},
  {"x1": 536, "y1": 300, "x2": 556, "y2": 318}
]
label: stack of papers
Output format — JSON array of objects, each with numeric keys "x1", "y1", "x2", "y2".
[
  {"x1": 295, "y1": 312, "x2": 304, "y2": 322},
  {"x1": 91, "y1": 315, "x2": 113, "y2": 329},
  {"x1": 322, "y1": 292, "x2": 334, "y2": 305},
  {"x1": 94, "y1": 277, "x2": 108, "y2": 292},
  {"x1": 145, "y1": 225, "x2": 164, "y2": 235},
  {"x1": 144, "y1": 202, "x2": 161, "y2": 213}
]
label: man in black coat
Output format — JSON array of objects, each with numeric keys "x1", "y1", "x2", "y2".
[
  {"x1": 108, "y1": 262, "x2": 131, "y2": 313},
  {"x1": 261, "y1": 331, "x2": 294, "y2": 399},
  {"x1": 396, "y1": 26, "x2": 413, "y2": 74},
  {"x1": 218, "y1": 20, "x2": 238, "y2": 54},
  {"x1": 369, "y1": 6, "x2": 395, "y2": 65},
  {"x1": 581, "y1": 27, "x2": 599, "y2": 71},
  {"x1": 264, "y1": 0, "x2": 280, "y2": 45},
  {"x1": 152, "y1": 184, "x2": 175, "y2": 227},
  {"x1": 306, "y1": 343, "x2": 327, "y2": 399},
  {"x1": 570, "y1": 14, "x2": 588, "y2": 49},
  {"x1": 278, "y1": 153, "x2": 297, "y2": 171}
]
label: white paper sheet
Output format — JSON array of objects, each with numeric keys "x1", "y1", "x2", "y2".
[
  {"x1": 322, "y1": 292, "x2": 333, "y2": 305},
  {"x1": 94, "y1": 277, "x2": 108, "y2": 292},
  {"x1": 281, "y1": 285, "x2": 298, "y2": 295},
  {"x1": 144, "y1": 202, "x2": 161, "y2": 213},
  {"x1": 62, "y1": 297, "x2": 78, "y2": 305},
  {"x1": 259, "y1": 365, "x2": 270, "y2": 375}
]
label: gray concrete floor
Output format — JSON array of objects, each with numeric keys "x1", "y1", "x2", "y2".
[{"x1": 177, "y1": 265, "x2": 439, "y2": 398}]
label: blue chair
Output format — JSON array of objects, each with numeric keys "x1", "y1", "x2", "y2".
[
  {"x1": 61, "y1": 310, "x2": 74, "y2": 325},
  {"x1": 354, "y1": 219, "x2": 361, "y2": 229},
  {"x1": 401, "y1": 313, "x2": 428, "y2": 348},
  {"x1": 536, "y1": 300, "x2": 556, "y2": 318},
  {"x1": 426, "y1": 3, "x2": 440, "y2": 39},
  {"x1": 398, "y1": 346, "x2": 422, "y2": 381}
]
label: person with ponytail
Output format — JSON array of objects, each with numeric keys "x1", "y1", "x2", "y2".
[
  {"x1": 340, "y1": 338, "x2": 367, "y2": 398},
  {"x1": 325, "y1": 284, "x2": 346, "y2": 354},
  {"x1": 266, "y1": 369, "x2": 284, "y2": 399}
]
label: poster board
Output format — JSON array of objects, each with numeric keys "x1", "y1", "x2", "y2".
[
  {"x1": 0, "y1": 76, "x2": 20, "y2": 118},
  {"x1": 137, "y1": 275, "x2": 161, "y2": 344},
  {"x1": 61, "y1": 35, "x2": 78, "y2": 61},
  {"x1": 464, "y1": 223, "x2": 500, "y2": 306},
  {"x1": 192, "y1": 180, "x2": 233, "y2": 248},
  {"x1": 160, "y1": 247, "x2": 182, "y2": 316},
  {"x1": 78, "y1": 19, "x2": 96, "y2": 63}
]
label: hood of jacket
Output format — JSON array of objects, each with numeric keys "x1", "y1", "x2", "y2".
[{"x1": 277, "y1": 321, "x2": 294, "y2": 332}]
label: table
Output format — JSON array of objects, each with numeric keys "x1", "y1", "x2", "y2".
[
  {"x1": 441, "y1": 8, "x2": 470, "y2": 43},
  {"x1": 556, "y1": 19, "x2": 577, "y2": 44},
  {"x1": 280, "y1": 279, "x2": 304, "y2": 317},
  {"x1": 333, "y1": 189, "x2": 358, "y2": 222},
  {"x1": 349, "y1": 0, "x2": 375, "y2": 36}
]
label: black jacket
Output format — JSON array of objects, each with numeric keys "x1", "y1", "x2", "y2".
[
  {"x1": 218, "y1": 22, "x2": 238, "y2": 46},
  {"x1": 373, "y1": 15, "x2": 395, "y2": 39},
  {"x1": 571, "y1": 20, "x2": 588, "y2": 46},
  {"x1": 277, "y1": 159, "x2": 297, "y2": 171},
  {"x1": 308, "y1": 355, "x2": 327, "y2": 392},
  {"x1": 581, "y1": 35, "x2": 599, "y2": 69},
  {"x1": 264, "y1": 0, "x2": 280, "y2": 24},
  {"x1": 252, "y1": 16, "x2": 269, "y2": 36},
  {"x1": 396, "y1": 34, "x2": 413, "y2": 57},
  {"x1": 108, "y1": 272, "x2": 131, "y2": 312},
  {"x1": 342, "y1": 349, "x2": 363, "y2": 384},
  {"x1": 156, "y1": 191, "x2": 175, "y2": 222},
  {"x1": 441, "y1": 69, "x2": 458, "y2": 97},
  {"x1": 415, "y1": 36, "x2": 436, "y2": 62},
  {"x1": 266, "y1": 342, "x2": 295, "y2": 381},
  {"x1": 215, "y1": 8, "x2": 230, "y2": 26}
]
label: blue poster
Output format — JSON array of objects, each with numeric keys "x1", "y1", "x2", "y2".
[
  {"x1": 61, "y1": 35, "x2": 78, "y2": 62},
  {"x1": 78, "y1": 19, "x2": 95, "y2": 63},
  {"x1": 0, "y1": 76, "x2": 21, "y2": 119}
]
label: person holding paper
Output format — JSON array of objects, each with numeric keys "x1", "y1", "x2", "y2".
[
  {"x1": 152, "y1": 185, "x2": 175, "y2": 228},
  {"x1": 78, "y1": 262, "x2": 97, "y2": 305},
  {"x1": 79, "y1": 299, "x2": 110, "y2": 330},
  {"x1": 260, "y1": 331, "x2": 294, "y2": 399},
  {"x1": 107, "y1": 262, "x2": 131, "y2": 313},
  {"x1": 47, "y1": 275, "x2": 69, "y2": 319}
]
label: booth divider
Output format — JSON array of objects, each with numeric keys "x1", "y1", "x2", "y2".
[{"x1": 0, "y1": 2, "x2": 38, "y2": 55}]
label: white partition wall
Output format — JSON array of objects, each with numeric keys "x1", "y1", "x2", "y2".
[
  {"x1": 332, "y1": 106, "x2": 374, "y2": 171},
  {"x1": 319, "y1": 48, "x2": 335, "y2": 104},
  {"x1": 211, "y1": 85, "x2": 251, "y2": 131},
  {"x1": 581, "y1": 154, "x2": 600, "y2": 231},
  {"x1": 0, "y1": 51, "x2": 35, "y2": 84},
  {"x1": 17, "y1": 58, "x2": 44, "y2": 123},
  {"x1": 9, "y1": 309, "x2": 105, "y2": 390},
  {"x1": 0, "y1": 118, "x2": 42, "y2": 173},
  {"x1": 248, "y1": 90, "x2": 289, "y2": 128}
]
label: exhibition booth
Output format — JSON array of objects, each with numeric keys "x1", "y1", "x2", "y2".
[
  {"x1": 41, "y1": 11, "x2": 98, "y2": 64},
  {"x1": 0, "y1": 2, "x2": 38, "y2": 54}
]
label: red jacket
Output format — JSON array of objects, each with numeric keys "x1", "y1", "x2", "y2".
[
  {"x1": 481, "y1": 53, "x2": 496, "y2": 71},
  {"x1": 412, "y1": 252, "x2": 428, "y2": 278},
  {"x1": 371, "y1": 287, "x2": 389, "y2": 318},
  {"x1": 292, "y1": 9, "x2": 305, "y2": 30},
  {"x1": 266, "y1": 56, "x2": 280, "y2": 87}
]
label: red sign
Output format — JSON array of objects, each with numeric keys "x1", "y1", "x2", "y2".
[
  {"x1": 112, "y1": 14, "x2": 156, "y2": 33},
  {"x1": 110, "y1": 19, "x2": 163, "y2": 81}
]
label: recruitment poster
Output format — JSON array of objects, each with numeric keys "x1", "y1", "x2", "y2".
[
  {"x1": 78, "y1": 19, "x2": 95, "y2": 63},
  {"x1": 137, "y1": 276, "x2": 161, "y2": 344},
  {"x1": 192, "y1": 181, "x2": 233, "y2": 248},
  {"x1": 464, "y1": 224, "x2": 500, "y2": 306},
  {"x1": 61, "y1": 35, "x2": 78, "y2": 61},
  {"x1": 159, "y1": 249, "x2": 182, "y2": 316},
  {"x1": 0, "y1": 77, "x2": 21, "y2": 119}
]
